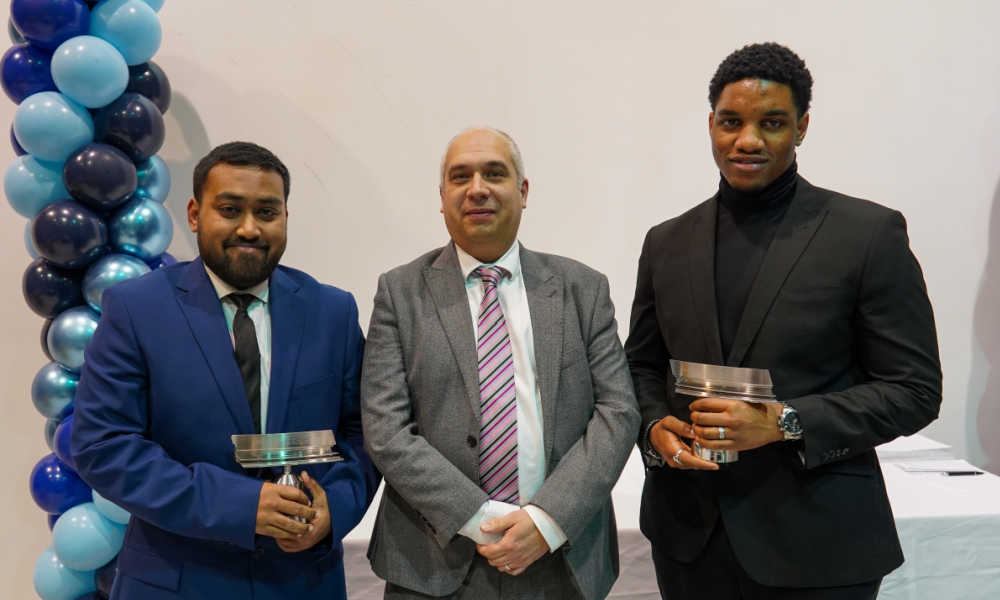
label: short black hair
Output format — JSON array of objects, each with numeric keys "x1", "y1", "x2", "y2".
[
  {"x1": 708, "y1": 42, "x2": 813, "y2": 117},
  {"x1": 192, "y1": 141, "x2": 291, "y2": 202}
]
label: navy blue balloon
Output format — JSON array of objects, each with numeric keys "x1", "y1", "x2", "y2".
[
  {"x1": 32, "y1": 200, "x2": 109, "y2": 269},
  {"x1": 42, "y1": 318, "x2": 55, "y2": 360},
  {"x1": 64, "y1": 143, "x2": 137, "y2": 211},
  {"x1": 11, "y1": 124, "x2": 27, "y2": 155},
  {"x1": 9, "y1": 19, "x2": 26, "y2": 44},
  {"x1": 94, "y1": 92, "x2": 164, "y2": 162},
  {"x1": 54, "y1": 414, "x2": 75, "y2": 470},
  {"x1": 47, "y1": 511, "x2": 62, "y2": 530},
  {"x1": 126, "y1": 61, "x2": 170, "y2": 113},
  {"x1": 23, "y1": 257, "x2": 83, "y2": 318},
  {"x1": 145, "y1": 251, "x2": 176, "y2": 270},
  {"x1": 1, "y1": 42, "x2": 56, "y2": 104},
  {"x1": 95, "y1": 556, "x2": 117, "y2": 597},
  {"x1": 30, "y1": 453, "x2": 90, "y2": 514},
  {"x1": 10, "y1": 0, "x2": 90, "y2": 51}
]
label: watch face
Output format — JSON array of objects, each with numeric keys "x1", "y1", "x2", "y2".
[{"x1": 782, "y1": 408, "x2": 803, "y2": 435}]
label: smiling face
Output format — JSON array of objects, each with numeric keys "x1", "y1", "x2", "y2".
[
  {"x1": 710, "y1": 78, "x2": 809, "y2": 191},
  {"x1": 187, "y1": 163, "x2": 288, "y2": 289},
  {"x1": 439, "y1": 129, "x2": 528, "y2": 263}
]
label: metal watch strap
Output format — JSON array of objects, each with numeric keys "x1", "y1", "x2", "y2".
[{"x1": 642, "y1": 419, "x2": 666, "y2": 467}]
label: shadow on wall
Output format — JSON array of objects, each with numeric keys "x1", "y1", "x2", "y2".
[
  {"x1": 161, "y1": 90, "x2": 211, "y2": 260},
  {"x1": 970, "y1": 177, "x2": 1000, "y2": 474}
]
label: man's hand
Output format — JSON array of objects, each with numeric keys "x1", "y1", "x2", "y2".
[
  {"x1": 689, "y1": 398, "x2": 783, "y2": 452},
  {"x1": 650, "y1": 415, "x2": 719, "y2": 470},
  {"x1": 476, "y1": 509, "x2": 549, "y2": 576},
  {"x1": 255, "y1": 480, "x2": 316, "y2": 540},
  {"x1": 276, "y1": 472, "x2": 332, "y2": 553}
]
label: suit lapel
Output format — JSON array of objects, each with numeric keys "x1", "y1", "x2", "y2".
[
  {"x1": 726, "y1": 178, "x2": 828, "y2": 366},
  {"x1": 265, "y1": 268, "x2": 305, "y2": 433},
  {"x1": 688, "y1": 199, "x2": 725, "y2": 364},
  {"x1": 424, "y1": 244, "x2": 481, "y2": 415},
  {"x1": 520, "y1": 247, "x2": 562, "y2": 466},
  {"x1": 174, "y1": 259, "x2": 255, "y2": 433}
]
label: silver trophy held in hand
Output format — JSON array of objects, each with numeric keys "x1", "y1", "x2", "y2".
[
  {"x1": 231, "y1": 429, "x2": 342, "y2": 489},
  {"x1": 671, "y1": 360, "x2": 779, "y2": 464}
]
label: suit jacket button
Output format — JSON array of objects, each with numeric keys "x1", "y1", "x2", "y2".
[{"x1": 467, "y1": 435, "x2": 477, "y2": 448}]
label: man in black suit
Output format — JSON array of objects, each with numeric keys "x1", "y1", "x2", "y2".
[{"x1": 625, "y1": 43, "x2": 942, "y2": 599}]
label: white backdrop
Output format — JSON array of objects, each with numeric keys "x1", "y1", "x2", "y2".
[{"x1": 3, "y1": 2, "x2": 1000, "y2": 597}]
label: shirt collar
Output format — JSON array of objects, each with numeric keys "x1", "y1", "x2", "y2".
[
  {"x1": 203, "y1": 264, "x2": 270, "y2": 304},
  {"x1": 455, "y1": 240, "x2": 522, "y2": 283}
]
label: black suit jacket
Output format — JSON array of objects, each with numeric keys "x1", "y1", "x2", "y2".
[{"x1": 624, "y1": 176, "x2": 942, "y2": 587}]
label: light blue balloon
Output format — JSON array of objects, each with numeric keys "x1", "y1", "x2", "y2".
[
  {"x1": 109, "y1": 196, "x2": 173, "y2": 260},
  {"x1": 53, "y1": 502, "x2": 125, "y2": 571},
  {"x1": 83, "y1": 253, "x2": 151, "y2": 312},
  {"x1": 32, "y1": 362, "x2": 79, "y2": 419},
  {"x1": 45, "y1": 416, "x2": 61, "y2": 451},
  {"x1": 140, "y1": 0, "x2": 164, "y2": 11},
  {"x1": 47, "y1": 306, "x2": 100, "y2": 372},
  {"x1": 90, "y1": 0, "x2": 162, "y2": 65},
  {"x1": 92, "y1": 490, "x2": 131, "y2": 524},
  {"x1": 51, "y1": 35, "x2": 129, "y2": 109},
  {"x1": 135, "y1": 155, "x2": 170, "y2": 203},
  {"x1": 4, "y1": 155, "x2": 69, "y2": 218},
  {"x1": 13, "y1": 92, "x2": 94, "y2": 162},
  {"x1": 26, "y1": 220, "x2": 40, "y2": 257},
  {"x1": 33, "y1": 545, "x2": 96, "y2": 600}
]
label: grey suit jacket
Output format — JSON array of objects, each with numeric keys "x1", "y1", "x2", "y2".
[{"x1": 361, "y1": 243, "x2": 639, "y2": 600}]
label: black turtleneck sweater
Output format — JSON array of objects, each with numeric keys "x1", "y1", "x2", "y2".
[{"x1": 715, "y1": 162, "x2": 798, "y2": 360}]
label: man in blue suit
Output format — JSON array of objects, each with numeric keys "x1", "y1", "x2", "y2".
[{"x1": 71, "y1": 141, "x2": 379, "y2": 599}]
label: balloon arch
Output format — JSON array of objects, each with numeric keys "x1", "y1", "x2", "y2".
[{"x1": 3, "y1": 1, "x2": 173, "y2": 598}]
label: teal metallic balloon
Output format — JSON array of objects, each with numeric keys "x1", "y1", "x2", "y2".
[
  {"x1": 53, "y1": 502, "x2": 125, "y2": 571},
  {"x1": 134, "y1": 154, "x2": 169, "y2": 203},
  {"x1": 92, "y1": 489, "x2": 130, "y2": 525},
  {"x1": 51, "y1": 35, "x2": 129, "y2": 108},
  {"x1": 47, "y1": 306, "x2": 100, "y2": 372},
  {"x1": 32, "y1": 361, "x2": 79, "y2": 419},
  {"x1": 44, "y1": 417, "x2": 61, "y2": 451},
  {"x1": 33, "y1": 545, "x2": 96, "y2": 600},
  {"x1": 4, "y1": 155, "x2": 69, "y2": 218},
  {"x1": 13, "y1": 91, "x2": 94, "y2": 162},
  {"x1": 139, "y1": 0, "x2": 164, "y2": 11},
  {"x1": 90, "y1": 0, "x2": 162, "y2": 65},
  {"x1": 109, "y1": 196, "x2": 172, "y2": 260},
  {"x1": 83, "y1": 253, "x2": 150, "y2": 312}
]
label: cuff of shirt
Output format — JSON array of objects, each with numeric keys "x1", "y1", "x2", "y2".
[
  {"x1": 523, "y1": 504, "x2": 568, "y2": 552},
  {"x1": 457, "y1": 499, "x2": 518, "y2": 545}
]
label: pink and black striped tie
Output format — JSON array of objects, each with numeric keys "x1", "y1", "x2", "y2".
[{"x1": 474, "y1": 266, "x2": 519, "y2": 504}]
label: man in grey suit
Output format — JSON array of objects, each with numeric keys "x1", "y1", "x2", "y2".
[{"x1": 361, "y1": 127, "x2": 639, "y2": 599}]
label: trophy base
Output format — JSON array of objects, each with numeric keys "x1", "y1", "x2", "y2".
[{"x1": 693, "y1": 442, "x2": 739, "y2": 463}]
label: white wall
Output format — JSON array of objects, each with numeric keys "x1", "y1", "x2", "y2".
[{"x1": 3, "y1": 2, "x2": 999, "y2": 597}]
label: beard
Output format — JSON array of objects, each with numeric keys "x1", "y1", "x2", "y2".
[{"x1": 198, "y1": 234, "x2": 285, "y2": 290}]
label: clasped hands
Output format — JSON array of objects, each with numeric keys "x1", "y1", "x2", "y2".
[
  {"x1": 476, "y1": 509, "x2": 550, "y2": 576},
  {"x1": 650, "y1": 398, "x2": 784, "y2": 470},
  {"x1": 254, "y1": 471, "x2": 331, "y2": 552}
]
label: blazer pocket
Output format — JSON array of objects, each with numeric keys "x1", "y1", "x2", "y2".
[{"x1": 117, "y1": 545, "x2": 182, "y2": 592}]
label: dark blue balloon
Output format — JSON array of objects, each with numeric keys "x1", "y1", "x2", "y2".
[
  {"x1": 145, "y1": 251, "x2": 176, "y2": 270},
  {"x1": 9, "y1": 19, "x2": 26, "y2": 44},
  {"x1": 23, "y1": 257, "x2": 83, "y2": 318},
  {"x1": 126, "y1": 61, "x2": 170, "y2": 114},
  {"x1": 64, "y1": 143, "x2": 138, "y2": 211},
  {"x1": 10, "y1": 0, "x2": 90, "y2": 51},
  {"x1": 95, "y1": 555, "x2": 117, "y2": 596},
  {"x1": 54, "y1": 414, "x2": 75, "y2": 470},
  {"x1": 1, "y1": 42, "x2": 56, "y2": 104},
  {"x1": 30, "y1": 453, "x2": 90, "y2": 514},
  {"x1": 42, "y1": 317, "x2": 55, "y2": 360},
  {"x1": 32, "y1": 200, "x2": 109, "y2": 269},
  {"x1": 44, "y1": 416, "x2": 60, "y2": 450},
  {"x1": 11, "y1": 124, "x2": 27, "y2": 155},
  {"x1": 94, "y1": 92, "x2": 164, "y2": 162},
  {"x1": 47, "y1": 511, "x2": 63, "y2": 530}
]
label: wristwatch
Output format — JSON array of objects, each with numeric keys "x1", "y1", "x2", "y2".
[
  {"x1": 778, "y1": 403, "x2": 803, "y2": 441},
  {"x1": 641, "y1": 419, "x2": 666, "y2": 467}
]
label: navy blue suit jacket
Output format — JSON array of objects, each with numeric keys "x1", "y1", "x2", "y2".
[{"x1": 71, "y1": 258, "x2": 379, "y2": 600}]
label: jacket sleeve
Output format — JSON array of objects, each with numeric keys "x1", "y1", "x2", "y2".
[{"x1": 71, "y1": 287, "x2": 263, "y2": 550}]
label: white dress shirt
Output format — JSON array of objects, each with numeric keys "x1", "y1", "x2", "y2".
[
  {"x1": 204, "y1": 265, "x2": 272, "y2": 433},
  {"x1": 454, "y1": 241, "x2": 568, "y2": 552}
]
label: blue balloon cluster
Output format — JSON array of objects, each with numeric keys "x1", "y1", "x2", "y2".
[{"x1": 5, "y1": 3, "x2": 172, "y2": 598}]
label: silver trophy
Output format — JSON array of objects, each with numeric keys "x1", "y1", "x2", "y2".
[
  {"x1": 231, "y1": 429, "x2": 343, "y2": 490},
  {"x1": 670, "y1": 360, "x2": 779, "y2": 464}
]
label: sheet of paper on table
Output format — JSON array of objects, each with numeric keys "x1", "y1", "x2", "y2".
[
  {"x1": 876, "y1": 432, "x2": 953, "y2": 461},
  {"x1": 894, "y1": 458, "x2": 983, "y2": 474}
]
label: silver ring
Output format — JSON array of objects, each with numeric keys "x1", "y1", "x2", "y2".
[
  {"x1": 718, "y1": 427, "x2": 726, "y2": 440},
  {"x1": 672, "y1": 449, "x2": 683, "y2": 466}
]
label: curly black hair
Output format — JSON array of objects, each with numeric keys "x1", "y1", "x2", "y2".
[{"x1": 708, "y1": 42, "x2": 813, "y2": 117}]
